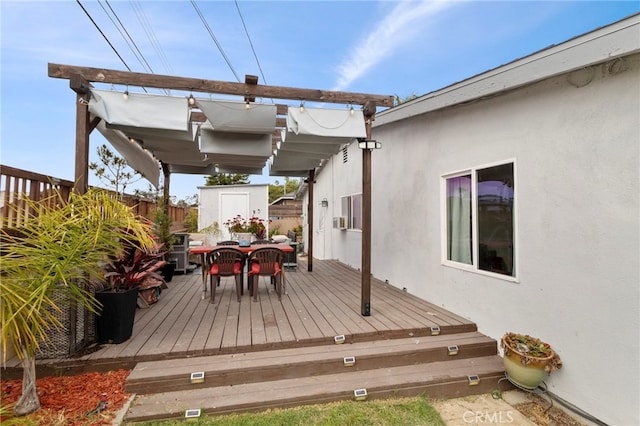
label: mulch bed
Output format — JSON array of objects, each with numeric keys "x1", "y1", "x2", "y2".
[{"x1": 1, "y1": 370, "x2": 131, "y2": 425}]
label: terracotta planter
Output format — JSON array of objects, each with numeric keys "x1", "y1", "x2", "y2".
[{"x1": 502, "y1": 335, "x2": 555, "y2": 389}]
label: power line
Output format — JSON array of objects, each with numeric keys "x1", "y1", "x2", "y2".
[
  {"x1": 102, "y1": 0, "x2": 154, "y2": 75},
  {"x1": 76, "y1": 0, "x2": 132, "y2": 72},
  {"x1": 129, "y1": 0, "x2": 174, "y2": 76},
  {"x1": 235, "y1": 0, "x2": 267, "y2": 85},
  {"x1": 191, "y1": 0, "x2": 241, "y2": 83}
]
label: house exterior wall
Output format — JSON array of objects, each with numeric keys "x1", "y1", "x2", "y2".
[
  {"x1": 310, "y1": 52, "x2": 639, "y2": 425},
  {"x1": 303, "y1": 143, "x2": 364, "y2": 266},
  {"x1": 198, "y1": 184, "x2": 269, "y2": 242}
]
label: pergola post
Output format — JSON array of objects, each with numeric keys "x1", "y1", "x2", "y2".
[
  {"x1": 161, "y1": 162, "x2": 171, "y2": 213},
  {"x1": 71, "y1": 75, "x2": 91, "y2": 194},
  {"x1": 306, "y1": 169, "x2": 315, "y2": 272},
  {"x1": 361, "y1": 101, "x2": 376, "y2": 317}
]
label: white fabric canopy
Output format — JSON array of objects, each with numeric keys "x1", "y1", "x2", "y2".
[
  {"x1": 95, "y1": 120, "x2": 160, "y2": 187},
  {"x1": 282, "y1": 107, "x2": 366, "y2": 144},
  {"x1": 200, "y1": 124, "x2": 272, "y2": 157},
  {"x1": 89, "y1": 89, "x2": 190, "y2": 132},
  {"x1": 197, "y1": 99, "x2": 276, "y2": 134},
  {"x1": 87, "y1": 90, "x2": 368, "y2": 179}
]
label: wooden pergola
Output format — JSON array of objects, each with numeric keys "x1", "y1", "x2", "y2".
[{"x1": 48, "y1": 63, "x2": 394, "y2": 316}]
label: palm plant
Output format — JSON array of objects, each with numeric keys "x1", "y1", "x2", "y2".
[{"x1": 0, "y1": 188, "x2": 155, "y2": 416}]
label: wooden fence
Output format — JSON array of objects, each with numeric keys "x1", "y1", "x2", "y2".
[{"x1": 0, "y1": 165, "x2": 187, "y2": 229}]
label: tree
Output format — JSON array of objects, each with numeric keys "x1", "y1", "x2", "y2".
[
  {"x1": 89, "y1": 144, "x2": 142, "y2": 197},
  {"x1": 394, "y1": 93, "x2": 419, "y2": 105},
  {"x1": 269, "y1": 177, "x2": 300, "y2": 203},
  {"x1": 1, "y1": 189, "x2": 155, "y2": 416},
  {"x1": 205, "y1": 173, "x2": 250, "y2": 186}
]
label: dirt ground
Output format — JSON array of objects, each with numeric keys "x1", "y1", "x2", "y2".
[{"x1": 514, "y1": 393, "x2": 587, "y2": 426}]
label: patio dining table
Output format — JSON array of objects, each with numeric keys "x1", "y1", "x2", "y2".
[{"x1": 189, "y1": 243, "x2": 294, "y2": 300}]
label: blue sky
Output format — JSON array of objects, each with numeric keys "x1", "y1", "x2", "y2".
[{"x1": 2, "y1": 0, "x2": 638, "y2": 201}]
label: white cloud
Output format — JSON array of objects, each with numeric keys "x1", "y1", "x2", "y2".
[{"x1": 332, "y1": 0, "x2": 456, "y2": 91}]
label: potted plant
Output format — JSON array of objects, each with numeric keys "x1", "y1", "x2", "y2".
[
  {"x1": 224, "y1": 215, "x2": 270, "y2": 243},
  {"x1": 1, "y1": 189, "x2": 154, "y2": 416},
  {"x1": 501, "y1": 332, "x2": 563, "y2": 389},
  {"x1": 152, "y1": 203, "x2": 178, "y2": 282},
  {"x1": 97, "y1": 242, "x2": 167, "y2": 343}
]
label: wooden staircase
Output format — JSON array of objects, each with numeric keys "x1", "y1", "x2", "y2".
[{"x1": 123, "y1": 331, "x2": 508, "y2": 422}]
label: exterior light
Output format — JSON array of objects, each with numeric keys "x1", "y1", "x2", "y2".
[
  {"x1": 188, "y1": 94, "x2": 196, "y2": 106},
  {"x1": 358, "y1": 138, "x2": 382, "y2": 150}
]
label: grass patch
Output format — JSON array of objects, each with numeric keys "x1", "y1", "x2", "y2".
[{"x1": 133, "y1": 395, "x2": 445, "y2": 426}]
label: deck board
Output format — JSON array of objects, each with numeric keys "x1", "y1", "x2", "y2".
[{"x1": 7, "y1": 257, "x2": 477, "y2": 375}]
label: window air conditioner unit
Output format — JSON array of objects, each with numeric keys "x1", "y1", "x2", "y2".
[{"x1": 333, "y1": 217, "x2": 347, "y2": 230}]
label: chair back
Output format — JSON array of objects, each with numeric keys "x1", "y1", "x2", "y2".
[
  {"x1": 217, "y1": 240, "x2": 239, "y2": 246},
  {"x1": 247, "y1": 247, "x2": 283, "y2": 276},
  {"x1": 207, "y1": 247, "x2": 244, "y2": 276}
]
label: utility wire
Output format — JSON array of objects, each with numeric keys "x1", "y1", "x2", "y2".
[
  {"x1": 191, "y1": 0, "x2": 241, "y2": 83},
  {"x1": 235, "y1": 0, "x2": 267, "y2": 85},
  {"x1": 76, "y1": 0, "x2": 132, "y2": 72},
  {"x1": 129, "y1": 0, "x2": 174, "y2": 76},
  {"x1": 103, "y1": 0, "x2": 154, "y2": 74}
]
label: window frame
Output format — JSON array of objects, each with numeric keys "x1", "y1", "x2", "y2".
[
  {"x1": 340, "y1": 193, "x2": 363, "y2": 231},
  {"x1": 440, "y1": 159, "x2": 518, "y2": 282}
]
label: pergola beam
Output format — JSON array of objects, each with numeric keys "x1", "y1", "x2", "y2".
[{"x1": 49, "y1": 63, "x2": 395, "y2": 108}]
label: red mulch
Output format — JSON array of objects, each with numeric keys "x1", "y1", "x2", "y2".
[{"x1": 1, "y1": 370, "x2": 131, "y2": 425}]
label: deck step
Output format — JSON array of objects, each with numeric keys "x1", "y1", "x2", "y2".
[
  {"x1": 124, "y1": 355, "x2": 506, "y2": 422},
  {"x1": 126, "y1": 332, "x2": 497, "y2": 394}
]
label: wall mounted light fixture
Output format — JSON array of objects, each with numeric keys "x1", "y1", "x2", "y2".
[
  {"x1": 358, "y1": 138, "x2": 382, "y2": 150},
  {"x1": 321, "y1": 198, "x2": 329, "y2": 207}
]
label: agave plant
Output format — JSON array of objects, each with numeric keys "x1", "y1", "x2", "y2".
[{"x1": 1, "y1": 188, "x2": 155, "y2": 416}]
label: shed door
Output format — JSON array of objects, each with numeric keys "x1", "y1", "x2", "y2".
[{"x1": 220, "y1": 193, "x2": 250, "y2": 239}]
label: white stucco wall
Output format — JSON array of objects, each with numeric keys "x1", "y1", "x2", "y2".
[
  {"x1": 198, "y1": 184, "x2": 269, "y2": 242},
  {"x1": 303, "y1": 143, "x2": 364, "y2": 268},
  {"x1": 312, "y1": 52, "x2": 639, "y2": 424}
]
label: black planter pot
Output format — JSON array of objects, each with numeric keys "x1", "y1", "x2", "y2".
[
  {"x1": 95, "y1": 288, "x2": 138, "y2": 344},
  {"x1": 161, "y1": 261, "x2": 177, "y2": 283}
]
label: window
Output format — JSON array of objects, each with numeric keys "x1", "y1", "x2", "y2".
[
  {"x1": 443, "y1": 162, "x2": 515, "y2": 277},
  {"x1": 339, "y1": 193, "x2": 363, "y2": 230},
  {"x1": 351, "y1": 194, "x2": 363, "y2": 230}
]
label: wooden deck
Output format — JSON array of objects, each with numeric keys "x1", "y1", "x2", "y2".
[{"x1": 5, "y1": 256, "x2": 477, "y2": 376}]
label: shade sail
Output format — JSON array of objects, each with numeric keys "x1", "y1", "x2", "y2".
[
  {"x1": 283, "y1": 107, "x2": 366, "y2": 144},
  {"x1": 200, "y1": 124, "x2": 272, "y2": 157},
  {"x1": 197, "y1": 99, "x2": 276, "y2": 134},
  {"x1": 95, "y1": 120, "x2": 160, "y2": 187},
  {"x1": 89, "y1": 89, "x2": 190, "y2": 132},
  {"x1": 88, "y1": 90, "x2": 369, "y2": 179}
]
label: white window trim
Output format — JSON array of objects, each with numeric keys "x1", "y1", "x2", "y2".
[
  {"x1": 440, "y1": 159, "x2": 519, "y2": 283},
  {"x1": 340, "y1": 193, "x2": 363, "y2": 232}
]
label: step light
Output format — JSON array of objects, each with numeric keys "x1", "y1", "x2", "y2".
[
  {"x1": 343, "y1": 356, "x2": 356, "y2": 367},
  {"x1": 334, "y1": 334, "x2": 346, "y2": 344},
  {"x1": 430, "y1": 326, "x2": 441, "y2": 335},
  {"x1": 185, "y1": 408, "x2": 201, "y2": 419},
  {"x1": 467, "y1": 375, "x2": 480, "y2": 386},
  {"x1": 190, "y1": 372, "x2": 205, "y2": 384},
  {"x1": 447, "y1": 345, "x2": 459, "y2": 356},
  {"x1": 354, "y1": 388, "x2": 368, "y2": 401}
]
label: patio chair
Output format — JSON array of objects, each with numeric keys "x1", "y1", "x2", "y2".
[
  {"x1": 207, "y1": 247, "x2": 245, "y2": 303},
  {"x1": 217, "y1": 240, "x2": 240, "y2": 246},
  {"x1": 247, "y1": 247, "x2": 284, "y2": 302}
]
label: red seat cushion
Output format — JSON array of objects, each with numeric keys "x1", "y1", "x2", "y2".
[
  {"x1": 209, "y1": 261, "x2": 241, "y2": 275},
  {"x1": 248, "y1": 262, "x2": 281, "y2": 276}
]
